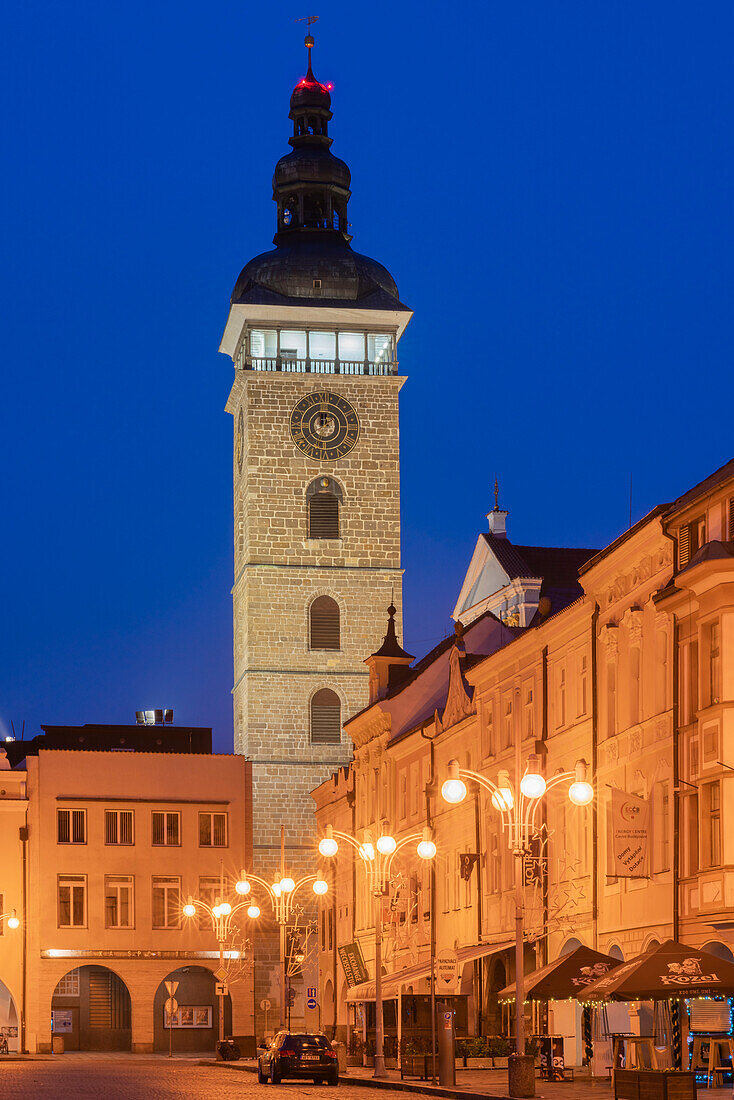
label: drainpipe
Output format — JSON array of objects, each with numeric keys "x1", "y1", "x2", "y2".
[
  {"x1": 421, "y1": 724, "x2": 437, "y2": 1085},
  {"x1": 473, "y1": 791, "x2": 483, "y2": 1035},
  {"x1": 672, "y1": 614, "x2": 680, "y2": 942},
  {"x1": 19, "y1": 819, "x2": 28, "y2": 1054},
  {"x1": 591, "y1": 604, "x2": 599, "y2": 949}
]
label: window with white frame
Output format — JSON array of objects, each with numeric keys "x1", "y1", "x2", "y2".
[
  {"x1": 702, "y1": 782, "x2": 721, "y2": 868},
  {"x1": 58, "y1": 875, "x2": 86, "y2": 927},
  {"x1": 198, "y1": 876, "x2": 220, "y2": 931},
  {"x1": 653, "y1": 782, "x2": 670, "y2": 874},
  {"x1": 399, "y1": 772, "x2": 407, "y2": 821},
  {"x1": 629, "y1": 645, "x2": 641, "y2": 726},
  {"x1": 56, "y1": 969, "x2": 80, "y2": 996},
  {"x1": 482, "y1": 702, "x2": 494, "y2": 757},
  {"x1": 606, "y1": 659, "x2": 617, "y2": 737},
  {"x1": 707, "y1": 622, "x2": 721, "y2": 706},
  {"x1": 524, "y1": 686, "x2": 534, "y2": 738},
  {"x1": 105, "y1": 809, "x2": 134, "y2": 845},
  {"x1": 577, "y1": 653, "x2": 588, "y2": 716},
  {"x1": 152, "y1": 811, "x2": 180, "y2": 846},
  {"x1": 556, "y1": 665, "x2": 566, "y2": 728},
  {"x1": 199, "y1": 812, "x2": 227, "y2": 847},
  {"x1": 57, "y1": 808, "x2": 86, "y2": 844},
  {"x1": 105, "y1": 875, "x2": 134, "y2": 928},
  {"x1": 503, "y1": 696, "x2": 513, "y2": 750},
  {"x1": 152, "y1": 877, "x2": 181, "y2": 929}
]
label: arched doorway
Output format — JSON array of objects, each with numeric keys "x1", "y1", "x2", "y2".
[
  {"x1": 153, "y1": 966, "x2": 231, "y2": 1053},
  {"x1": 52, "y1": 966, "x2": 131, "y2": 1051},
  {"x1": 702, "y1": 941, "x2": 734, "y2": 962},
  {"x1": 484, "y1": 957, "x2": 507, "y2": 1035},
  {"x1": 0, "y1": 977, "x2": 19, "y2": 1052}
]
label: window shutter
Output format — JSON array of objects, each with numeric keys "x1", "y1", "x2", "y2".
[
  {"x1": 678, "y1": 523, "x2": 690, "y2": 569},
  {"x1": 309, "y1": 493, "x2": 339, "y2": 539},
  {"x1": 311, "y1": 689, "x2": 341, "y2": 744},
  {"x1": 310, "y1": 596, "x2": 340, "y2": 650},
  {"x1": 213, "y1": 814, "x2": 227, "y2": 847},
  {"x1": 729, "y1": 498, "x2": 734, "y2": 541},
  {"x1": 58, "y1": 810, "x2": 70, "y2": 844},
  {"x1": 105, "y1": 811, "x2": 117, "y2": 845},
  {"x1": 120, "y1": 811, "x2": 133, "y2": 845},
  {"x1": 72, "y1": 810, "x2": 85, "y2": 844}
]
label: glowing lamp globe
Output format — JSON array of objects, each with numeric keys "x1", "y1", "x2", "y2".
[
  {"x1": 520, "y1": 772, "x2": 546, "y2": 799},
  {"x1": 376, "y1": 835, "x2": 396, "y2": 855},
  {"x1": 491, "y1": 788, "x2": 514, "y2": 812},
  {"x1": 313, "y1": 879, "x2": 329, "y2": 895},
  {"x1": 218, "y1": 901, "x2": 232, "y2": 916},
  {"x1": 442, "y1": 777, "x2": 467, "y2": 804},
  {"x1": 319, "y1": 836, "x2": 338, "y2": 858},
  {"x1": 569, "y1": 780, "x2": 594, "y2": 806},
  {"x1": 212, "y1": 905, "x2": 221, "y2": 918},
  {"x1": 417, "y1": 839, "x2": 436, "y2": 860},
  {"x1": 7, "y1": 915, "x2": 19, "y2": 930},
  {"x1": 359, "y1": 842, "x2": 375, "y2": 862},
  {"x1": 235, "y1": 879, "x2": 251, "y2": 895},
  {"x1": 247, "y1": 905, "x2": 261, "y2": 919},
  {"x1": 183, "y1": 903, "x2": 196, "y2": 918},
  {"x1": 280, "y1": 877, "x2": 295, "y2": 893}
]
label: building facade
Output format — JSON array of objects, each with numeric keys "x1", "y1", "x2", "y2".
[
  {"x1": 0, "y1": 731, "x2": 254, "y2": 1053},
  {"x1": 218, "y1": 39, "x2": 411, "y2": 1032},
  {"x1": 313, "y1": 460, "x2": 734, "y2": 1065}
]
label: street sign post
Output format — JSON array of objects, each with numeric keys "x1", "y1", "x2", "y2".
[
  {"x1": 306, "y1": 996, "x2": 318, "y2": 1010},
  {"x1": 260, "y1": 998, "x2": 271, "y2": 1035},
  {"x1": 164, "y1": 992, "x2": 179, "y2": 1059}
]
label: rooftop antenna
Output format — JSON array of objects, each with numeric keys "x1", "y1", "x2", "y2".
[{"x1": 295, "y1": 15, "x2": 319, "y2": 70}]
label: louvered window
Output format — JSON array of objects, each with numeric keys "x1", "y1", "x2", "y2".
[
  {"x1": 310, "y1": 689, "x2": 341, "y2": 744},
  {"x1": 152, "y1": 811, "x2": 180, "y2": 846},
  {"x1": 678, "y1": 515, "x2": 706, "y2": 570},
  {"x1": 678, "y1": 524, "x2": 690, "y2": 569},
  {"x1": 105, "y1": 809, "x2": 134, "y2": 845},
  {"x1": 199, "y1": 812, "x2": 227, "y2": 847},
  {"x1": 729, "y1": 497, "x2": 734, "y2": 541},
  {"x1": 309, "y1": 493, "x2": 339, "y2": 538},
  {"x1": 57, "y1": 808, "x2": 86, "y2": 844},
  {"x1": 310, "y1": 596, "x2": 340, "y2": 650}
]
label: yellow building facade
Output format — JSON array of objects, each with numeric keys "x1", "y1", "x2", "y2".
[{"x1": 313, "y1": 459, "x2": 734, "y2": 1065}]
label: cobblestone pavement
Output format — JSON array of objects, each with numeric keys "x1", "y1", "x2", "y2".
[{"x1": 0, "y1": 1061, "x2": 442, "y2": 1100}]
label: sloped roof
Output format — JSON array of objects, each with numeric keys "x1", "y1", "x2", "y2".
[{"x1": 670, "y1": 457, "x2": 734, "y2": 513}]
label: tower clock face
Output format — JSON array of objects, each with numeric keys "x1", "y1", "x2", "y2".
[
  {"x1": 236, "y1": 407, "x2": 244, "y2": 472},
  {"x1": 290, "y1": 391, "x2": 360, "y2": 460}
]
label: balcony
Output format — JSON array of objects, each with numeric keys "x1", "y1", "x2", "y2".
[{"x1": 242, "y1": 356, "x2": 398, "y2": 377}]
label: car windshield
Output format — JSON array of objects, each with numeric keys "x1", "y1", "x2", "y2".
[{"x1": 282, "y1": 1034, "x2": 330, "y2": 1052}]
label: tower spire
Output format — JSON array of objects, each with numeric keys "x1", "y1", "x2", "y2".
[{"x1": 296, "y1": 15, "x2": 319, "y2": 77}]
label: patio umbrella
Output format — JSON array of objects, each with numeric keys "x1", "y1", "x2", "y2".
[
  {"x1": 498, "y1": 946, "x2": 623, "y2": 1003},
  {"x1": 581, "y1": 939, "x2": 734, "y2": 1002}
]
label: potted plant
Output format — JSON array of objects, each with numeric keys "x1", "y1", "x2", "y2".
[{"x1": 489, "y1": 1034, "x2": 511, "y2": 1068}]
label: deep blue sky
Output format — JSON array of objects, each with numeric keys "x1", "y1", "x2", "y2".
[{"x1": 2, "y1": 2, "x2": 732, "y2": 751}]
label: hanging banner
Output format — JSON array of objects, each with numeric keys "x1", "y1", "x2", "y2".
[
  {"x1": 609, "y1": 789, "x2": 650, "y2": 877},
  {"x1": 338, "y1": 942, "x2": 370, "y2": 987}
]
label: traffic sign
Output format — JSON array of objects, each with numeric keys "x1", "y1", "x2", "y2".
[
  {"x1": 307, "y1": 986, "x2": 317, "y2": 998},
  {"x1": 306, "y1": 997, "x2": 318, "y2": 1010},
  {"x1": 436, "y1": 950, "x2": 460, "y2": 991},
  {"x1": 165, "y1": 980, "x2": 179, "y2": 996},
  {"x1": 260, "y1": 998, "x2": 272, "y2": 1012},
  {"x1": 214, "y1": 967, "x2": 227, "y2": 983},
  {"x1": 164, "y1": 997, "x2": 178, "y2": 1016},
  {"x1": 215, "y1": 982, "x2": 228, "y2": 997}
]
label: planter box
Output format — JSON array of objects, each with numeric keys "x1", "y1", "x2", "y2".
[
  {"x1": 385, "y1": 1057, "x2": 398, "y2": 1070},
  {"x1": 494, "y1": 1057, "x2": 509, "y2": 1068},
  {"x1": 614, "y1": 1070, "x2": 696, "y2": 1100},
  {"x1": 465, "y1": 1058, "x2": 494, "y2": 1069},
  {"x1": 346, "y1": 1056, "x2": 362, "y2": 1068}
]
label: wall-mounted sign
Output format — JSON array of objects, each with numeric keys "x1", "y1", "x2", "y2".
[
  {"x1": 609, "y1": 789, "x2": 650, "y2": 877},
  {"x1": 436, "y1": 950, "x2": 460, "y2": 992},
  {"x1": 338, "y1": 942, "x2": 369, "y2": 987},
  {"x1": 51, "y1": 1010, "x2": 73, "y2": 1034}
]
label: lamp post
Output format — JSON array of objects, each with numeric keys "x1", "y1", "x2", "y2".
[
  {"x1": 318, "y1": 824, "x2": 437, "y2": 1079},
  {"x1": 441, "y1": 753, "x2": 593, "y2": 1094},
  {"x1": 0, "y1": 909, "x2": 20, "y2": 931},
  {"x1": 183, "y1": 888, "x2": 260, "y2": 1048},
  {"x1": 234, "y1": 870, "x2": 329, "y2": 1030}
]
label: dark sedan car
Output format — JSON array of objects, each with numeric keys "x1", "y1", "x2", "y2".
[{"x1": 258, "y1": 1031, "x2": 339, "y2": 1085}]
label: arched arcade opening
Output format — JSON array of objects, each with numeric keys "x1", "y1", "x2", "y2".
[
  {"x1": 153, "y1": 966, "x2": 231, "y2": 1053},
  {"x1": 0, "y1": 978, "x2": 19, "y2": 1052},
  {"x1": 51, "y1": 966, "x2": 131, "y2": 1051}
]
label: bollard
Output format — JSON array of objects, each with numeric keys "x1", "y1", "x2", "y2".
[{"x1": 508, "y1": 1052, "x2": 535, "y2": 1098}]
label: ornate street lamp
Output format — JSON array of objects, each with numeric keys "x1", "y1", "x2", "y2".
[
  {"x1": 442, "y1": 755, "x2": 593, "y2": 1095},
  {"x1": 318, "y1": 825, "x2": 436, "y2": 1079},
  {"x1": 182, "y1": 887, "x2": 260, "y2": 1048},
  {"x1": 0, "y1": 909, "x2": 20, "y2": 930},
  {"x1": 234, "y1": 870, "x2": 329, "y2": 1030}
]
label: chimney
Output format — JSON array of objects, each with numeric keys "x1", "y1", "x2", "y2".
[{"x1": 487, "y1": 508, "x2": 509, "y2": 538}]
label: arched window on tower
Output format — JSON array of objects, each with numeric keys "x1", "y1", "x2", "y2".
[
  {"x1": 307, "y1": 476, "x2": 342, "y2": 538},
  {"x1": 310, "y1": 596, "x2": 340, "y2": 650},
  {"x1": 311, "y1": 689, "x2": 341, "y2": 745}
]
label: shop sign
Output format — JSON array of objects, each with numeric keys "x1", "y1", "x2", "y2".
[
  {"x1": 338, "y1": 942, "x2": 369, "y2": 987},
  {"x1": 436, "y1": 950, "x2": 460, "y2": 992},
  {"x1": 609, "y1": 789, "x2": 650, "y2": 877}
]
